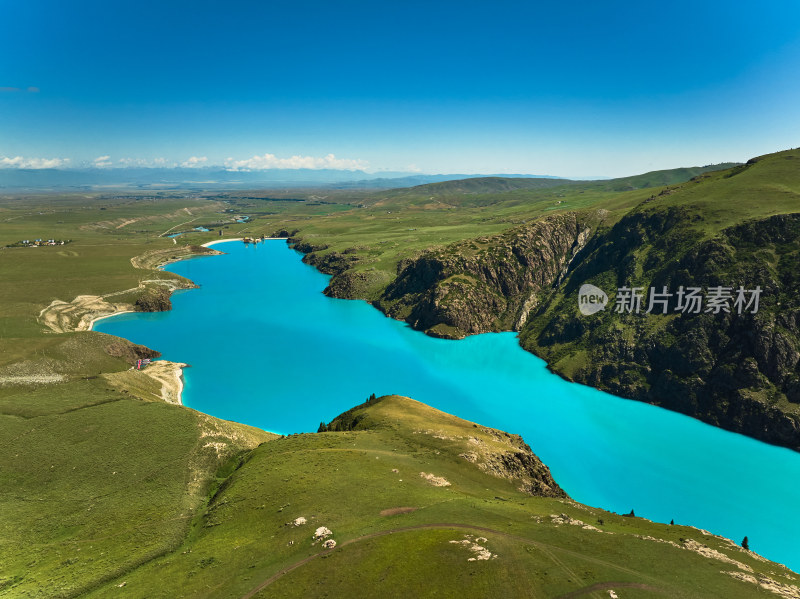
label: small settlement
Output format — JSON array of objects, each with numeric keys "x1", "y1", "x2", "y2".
[{"x1": 9, "y1": 238, "x2": 72, "y2": 248}]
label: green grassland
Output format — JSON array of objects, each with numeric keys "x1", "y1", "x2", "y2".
[
  {"x1": 0, "y1": 192, "x2": 252, "y2": 357},
  {"x1": 612, "y1": 151, "x2": 800, "y2": 236},
  {"x1": 1, "y1": 157, "x2": 797, "y2": 596},
  {"x1": 79, "y1": 396, "x2": 798, "y2": 598},
  {"x1": 0, "y1": 360, "x2": 274, "y2": 597},
  {"x1": 0, "y1": 193, "x2": 275, "y2": 597},
  {"x1": 205, "y1": 165, "x2": 738, "y2": 300}
]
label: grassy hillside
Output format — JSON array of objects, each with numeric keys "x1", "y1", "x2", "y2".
[
  {"x1": 0, "y1": 337, "x2": 274, "y2": 597},
  {"x1": 230, "y1": 162, "x2": 738, "y2": 302},
  {"x1": 589, "y1": 163, "x2": 740, "y2": 192},
  {"x1": 75, "y1": 396, "x2": 798, "y2": 598},
  {"x1": 0, "y1": 194, "x2": 276, "y2": 597},
  {"x1": 384, "y1": 164, "x2": 738, "y2": 197},
  {"x1": 401, "y1": 176, "x2": 569, "y2": 194}
]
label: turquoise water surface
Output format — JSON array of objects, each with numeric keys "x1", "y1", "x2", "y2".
[{"x1": 95, "y1": 240, "x2": 800, "y2": 571}]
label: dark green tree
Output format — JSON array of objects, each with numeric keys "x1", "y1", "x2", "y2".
[{"x1": 742, "y1": 536, "x2": 749, "y2": 551}]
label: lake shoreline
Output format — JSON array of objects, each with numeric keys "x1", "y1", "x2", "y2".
[
  {"x1": 88, "y1": 309, "x2": 136, "y2": 331},
  {"x1": 93, "y1": 239, "x2": 800, "y2": 572},
  {"x1": 94, "y1": 237, "x2": 291, "y2": 405}
]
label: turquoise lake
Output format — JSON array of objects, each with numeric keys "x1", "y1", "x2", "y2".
[{"x1": 95, "y1": 239, "x2": 800, "y2": 571}]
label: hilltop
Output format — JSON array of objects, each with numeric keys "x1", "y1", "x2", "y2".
[
  {"x1": 400, "y1": 176, "x2": 568, "y2": 194},
  {"x1": 587, "y1": 163, "x2": 740, "y2": 192},
  {"x1": 387, "y1": 163, "x2": 738, "y2": 196}
]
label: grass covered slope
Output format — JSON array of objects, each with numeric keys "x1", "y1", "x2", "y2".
[
  {"x1": 521, "y1": 149, "x2": 800, "y2": 448},
  {"x1": 78, "y1": 395, "x2": 798, "y2": 598},
  {"x1": 0, "y1": 350, "x2": 274, "y2": 598}
]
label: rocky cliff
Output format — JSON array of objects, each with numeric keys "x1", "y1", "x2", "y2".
[
  {"x1": 134, "y1": 287, "x2": 173, "y2": 312},
  {"x1": 374, "y1": 212, "x2": 596, "y2": 338},
  {"x1": 523, "y1": 209, "x2": 800, "y2": 449}
]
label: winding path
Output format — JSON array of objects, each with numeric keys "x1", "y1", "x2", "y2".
[{"x1": 240, "y1": 522, "x2": 668, "y2": 599}]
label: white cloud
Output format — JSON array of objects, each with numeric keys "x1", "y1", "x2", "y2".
[
  {"x1": 224, "y1": 153, "x2": 368, "y2": 171},
  {"x1": 0, "y1": 155, "x2": 70, "y2": 169},
  {"x1": 0, "y1": 153, "x2": 369, "y2": 171},
  {"x1": 181, "y1": 156, "x2": 208, "y2": 168}
]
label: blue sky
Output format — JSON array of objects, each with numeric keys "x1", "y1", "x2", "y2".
[{"x1": 2, "y1": 0, "x2": 800, "y2": 177}]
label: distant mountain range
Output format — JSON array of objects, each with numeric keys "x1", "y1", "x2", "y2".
[
  {"x1": 0, "y1": 167, "x2": 564, "y2": 191},
  {"x1": 0, "y1": 164, "x2": 740, "y2": 192},
  {"x1": 329, "y1": 173, "x2": 563, "y2": 189}
]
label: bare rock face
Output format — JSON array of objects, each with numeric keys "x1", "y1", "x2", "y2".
[
  {"x1": 490, "y1": 447, "x2": 565, "y2": 498},
  {"x1": 134, "y1": 287, "x2": 172, "y2": 312},
  {"x1": 469, "y1": 429, "x2": 567, "y2": 499},
  {"x1": 376, "y1": 213, "x2": 593, "y2": 338},
  {"x1": 323, "y1": 270, "x2": 391, "y2": 299},
  {"x1": 104, "y1": 339, "x2": 161, "y2": 365},
  {"x1": 302, "y1": 250, "x2": 359, "y2": 276}
]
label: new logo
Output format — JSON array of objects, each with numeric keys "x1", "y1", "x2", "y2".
[{"x1": 578, "y1": 284, "x2": 608, "y2": 315}]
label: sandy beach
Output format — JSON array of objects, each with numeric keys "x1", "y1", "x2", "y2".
[
  {"x1": 147, "y1": 360, "x2": 187, "y2": 405},
  {"x1": 201, "y1": 237, "x2": 288, "y2": 249},
  {"x1": 88, "y1": 309, "x2": 136, "y2": 331},
  {"x1": 201, "y1": 238, "x2": 243, "y2": 247},
  {"x1": 101, "y1": 359, "x2": 187, "y2": 405}
]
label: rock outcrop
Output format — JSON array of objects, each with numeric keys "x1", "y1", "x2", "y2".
[
  {"x1": 467, "y1": 430, "x2": 567, "y2": 498},
  {"x1": 134, "y1": 287, "x2": 173, "y2": 312},
  {"x1": 375, "y1": 213, "x2": 594, "y2": 338},
  {"x1": 104, "y1": 340, "x2": 161, "y2": 365}
]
